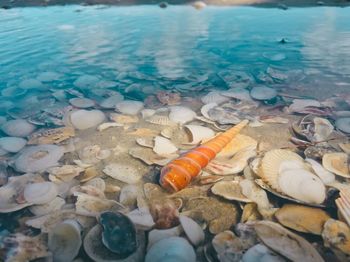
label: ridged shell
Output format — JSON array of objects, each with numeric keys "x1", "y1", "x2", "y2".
[
  {"x1": 169, "y1": 106, "x2": 196, "y2": 124},
  {"x1": 200, "y1": 103, "x2": 217, "y2": 120},
  {"x1": 48, "y1": 220, "x2": 82, "y2": 262},
  {"x1": 146, "y1": 115, "x2": 174, "y2": 126},
  {"x1": 153, "y1": 136, "x2": 178, "y2": 155},
  {"x1": 201, "y1": 91, "x2": 230, "y2": 104},
  {"x1": 183, "y1": 125, "x2": 215, "y2": 144},
  {"x1": 242, "y1": 244, "x2": 285, "y2": 262},
  {"x1": 323, "y1": 153, "x2": 350, "y2": 177},
  {"x1": 259, "y1": 149, "x2": 304, "y2": 192},
  {"x1": 69, "y1": 97, "x2": 95, "y2": 108},
  {"x1": 211, "y1": 181, "x2": 252, "y2": 202},
  {"x1": 24, "y1": 182, "x2": 58, "y2": 205},
  {"x1": 29, "y1": 197, "x2": 65, "y2": 216},
  {"x1": 336, "y1": 189, "x2": 350, "y2": 227},
  {"x1": 254, "y1": 221, "x2": 324, "y2": 262},
  {"x1": 145, "y1": 237, "x2": 196, "y2": 262}
]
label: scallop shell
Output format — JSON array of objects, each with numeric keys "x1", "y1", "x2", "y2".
[
  {"x1": 103, "y1": 163, "x2": 143, "y2": 184},
  {"x1": 129, "y1": 147, "x2": 178, "y2": 166},
  {"x1": 48, "y1": 219, "x2": 82, "y2": 262},
  {"x1": 147, "y1": 226, "x2": 183, "y2": 250},
  {"x1": 250, "y1": 86, "x2": 277, "y2": 101},
  {"x1": 69, "y1": 97, "x2": 95, "y2": 108},
  {"x1": 275, "y1": 204, "x2": 330, "y2": 235},
  {"x1": 323, "y1": 153, "x2": 350, "y2": 178},
  {"x1": 200, "y1": 103, "x2": 217, "y2": 120},
  {"x1": 201, "y1": 91, "x2": 230, "y2": 104},
  {"x1": 153, "y1": 136, "x2": 178, "y2": 156},
  {"x1": 211, "y1": 181, "x2": 252, "y2": 203},
  {"x1": 141, "y1": 109, "x2": 156, "y2": 119},
  {"x1": 336, "y1": 189, "x2": 350, "y2": 227},
  {"x1": 259, "y1": 149, "x2": 304, "y2": 192},
  {"x1": 169, "y1": 106, "x2": 196, "y2": 124},
  {"x1": 115, "y1": 100, "x2": 144, "y2": 115},
  {"x1": 145, "y1": 237, "x2": 196, "y2": 262},
  {"x1": 83, "y1": 224, "x2": 145, "y2": 262},
  {"x1": 254, "y1": 221, "x2": 324, "y2": 262},
  {"x1": 183, "y1": 125, "x2": 215, "y2": 144},
  {"x1": 145, "y1": 115, "x2": 174, "y2": 126},
  {"x1": 29, "y1": 197, "x2": 65, "y2": 216},
  {"x1": 70, "y1": 109, "x2": 106, "y2": 130},
  {"x1": 179, "y1": 215, "x2": 205, "y2": 246},
  {"x1": 24, "y1": 182, "x2": 58, "y2": 205}
]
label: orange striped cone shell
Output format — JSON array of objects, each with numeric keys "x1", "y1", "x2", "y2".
[{"x1": 160, "y1": 120, "x2": 249, "y2": 192}]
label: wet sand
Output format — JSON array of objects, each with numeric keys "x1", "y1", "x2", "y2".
[{"x1": 1, "y1": 0, "x2": 350, "y2": 8}]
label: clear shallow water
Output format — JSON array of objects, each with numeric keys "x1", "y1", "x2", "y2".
[{"x1": 0, "y1": 5, "x2": 350, "y2": 107}]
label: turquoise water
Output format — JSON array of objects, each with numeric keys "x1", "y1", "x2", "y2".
[{"x1": 0, "y1": 5, "x2": 350, "y2": 108}]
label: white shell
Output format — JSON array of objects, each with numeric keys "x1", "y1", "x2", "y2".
[
  {"x1": 242, "y1": 244, "x2": 286, "y2": 262},
  {"x1": 335, "y1": 117, "x2": 350, "y2": 133},
  {"x1": 103, "y1": 163, "x2": 142, "y2": 184},
  {"x1": 1, "y1": 119, "x2": 35, "y2": 137},
  {"x1": 201, "y1": 103, "x2": 217, "y2": 120},
  {"x1": 146, "y1": 115, "x2": 174, "y2": 126},
  {"x1": 169, "y1": 106, "x2": 196, "y2": 124},
  {"x1": 288, "y1": 99, "x2": 321, "y2": 113},
  {"x1": 97, "y1": 122, "x2": 122, "y2": 131},
  {"x1": 48, "y1": 219, "x2": 82, "y2": 262},
  {"x1": 211, "y1": 180, "x2": 252, "y2": 202},
  {"x1": 84, "y1": 178, "x2": 106, "y2": 192},
  {"x1": 127, "y1": 208, "x2": 155, "y2": 231},
  {"x1": 24, "y1": 182, "x2": 58, "y2": 205},
  {"x1": 221, "y1": 88, "x2": 252, "y2": 101},
  {"x1": 69, "y1": 98, "x2": 95, "y2": 108},
  {"x1": 146, "y1": 237, "x2": 195, "y2": 262},
  {"x1": 184, "y1": 125, "x2": 215, "y2": 144},
  {"x1": 70, "y1": 110, "x2": 106, "y2": 130},
  {"x1": 153, "y1": 136, "x2": 178, "y2": 155},
  {"x1": 278, "y1": 169, "x2": 326, "y2": 204},
  {"x1": 115, "y1": 100, "x2": 144, "y2": 115},
  {"x1": 141, "y1": 109, "x2": 156, "y2": 119},
  {"x1": 99, "y1": 94, "x2": 124, "y2": 109},
  {"x1": 29, "y1": 197, "x2": 65, "y2": 216},
  {"x1": 313, "y1": 117, "x2": 334, "y2": 142},
  {"x1": 179, "y1": 215, "x2": 205, "y2": 246},
  {"x1": 147, "y1": 226, "x2": 183, "y2": 250},
  {"x1": 250, "y1": 86, "x2": 277, "y2": 100},
  {"x1": 0, "y1": 137, "x2": 26, "y2": 153},
  {"x1": 15, "y1": 145, "x2": 64, "y2": 173},
  {"x1": 201, "y1": 91, "x2": 230, "y2": 104},
  {"x1": 119, "y1": 184, "x2": 141, "y2": 207},
  {"x1": 306, "y1": 158, "x2": 335, "y2": 185}
]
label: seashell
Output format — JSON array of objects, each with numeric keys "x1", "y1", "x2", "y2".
[
  {"x1": 145, "y1": 237, "x2": 196, "y2": 262},
  {"x1": 217, "y1": 134, "x2": 258, "y2": 159},
  {"x1": 110, "y1": 113, "x2": 139, "y2": 124},
  {"x1": 48, "y1": 219, "x2": 82, "y2": 262},
  {"x1": 78, "y1": 145, "x2": 110, "y2": 165},
  {"x1": 221, "y1": 88, "x2": 252, "y2": 101},
  {"x1": 100, "y1": 211, "x2": 138, "y2": 256},
  {"x1": 313, "y1": 117, "x2": 334, "y2": 142},
  {"x1": 241, "y1": 203, "x2": 262, "y2": 223},
  {"x1": 201, "y1": 91, "x2": 230, "y2": 104},
  {"x1": 15, "y1": 144, "x2": 64, "y2": 173},
  {"x1": 250, "y1": 86, "x2": 277, "y2": 101},
  {"x1": 254, "y1": 221, "x2": 324, "y2": 262},
  {"x1": 275, "y1": 204, "x2": 330, "y2": 235},
  {"x1": 1, "y1": 86, "x2": 27, "y2": 97},
  {"x1": 192, "y1": 0, "x2": 206, "y2": 9},
  {"x1": 339, "y1": 143, "x2": 350, "y2": 154},
  {"x1": 147, "y1": 226, "x2": 183, "y2": 250},
  {"x1": 48, "y1": 165, "x2": 84, "y2": 182},
  {"x1": 212, "y1": 230, "x2": 247, "y2": 262},
  {"x1": 119, "y1": 184, "x2": 141, "y2": 207},
  {"x1": 278, "y1": 168, "x2": 326, "y2": 204},
  {"x1": 128, "y1": 128, "x2": 159, "y2": 137},
  {"x1": 323, "y1": 153, "x2": 349, "y2": 177},
  {"x1": 141, "y1": 109, "x2": 156, "y2": 119},
  {"x1": 74, "y1": 192, "x2": 124, "y2": 216},
  {"x1": 136, "y1": 137, "x2": 154, "y2": 148},
  {"x1": 73, "y1": 74, "x2": 99, "y2": 89},
  {"x1": 146, "y1": 114, "x2": 175, "y2": 126},
  {"x1": 84, "y1": 224, "x2": 145, "y2": 262},
  {"x1": 207, "y1": 146, "x2": 256, "y2": 175},
  {"x1": 103, "y1": 163, "x2": 143, "y2": 184},
  {"x1": 1, "y1": 119, "x2": 35, "y2": 137},
  {"x1": 129, "y1": 147, "x2": 178, "y2": 166},
  {"x1": 0, "y1": 233, "x2": 49, "y2": 262},
  {"x1": 99, "y1": 94, "x2": 124, "y2": 109},
  {"x1": 37, "y1": 71, "x2": 61, "y2": 82},
  {"x1": 258, "y1": 149, "x2": 304, "y2": 192},
  {"x1": 288, "y1": 99, "x2": 321, "y2": 113},
  {"x1": 105, "y1": 184, "x2": 121, "y2": 193},
  {"x1": 305, "y1": 158, "x2": 335, "y2": 185},
  {"x1": 70, "y1": 110, "x2": 106, "y2": 130},
  {"x1": 183, "y1": 125, "x2": 215, "y2": 144},
  {"x1": 24, "y1": 182, "x2": 58, "y2": 205},
  {"x1": 84, "y1": 177, "x2": 106, "y2": 192},
  {"x1": 160, "y1": 120, "x2": 248, "y2": 192},
  {"x1": 0, "y1": 174, "x2": 37, "y2": 213},
  {"x1": 78, "y1": 166, "x2": 100, "y2": 182},
  {"x1": 211, "y1": 180, "x2": 252, "y2": 202},
  {"x1": 153, "y1": 136, "x2": 178, "y2": 155},
  {"x1": 73, "y1": 185, "x2": 106, "y2": 199},
  {"x1": 179, "y1": 215, "x2": 205, "y2": 246},
  {"x1": 336, "y1": 189, "x2": 350, "y2": 227},
  {"x1": 115, "y1": 100, "x2": 144, "y2": 115},
  {"x1": 0, "y1": 137, "x2": 26, "y2": 153},
  {"x1": 150, "y1": 199, "x2": 180, "y2": 229},
  {"x1": 242, "y1": 244, "x2": 286, "y2": 262},
  {"x1": 28, "y1": 126, "x2": 75, "y2": 145},
  {"x1": 127, "y1": 208, "x2": 155, "y2": 231},
  {"x1": 201, "y1": 103, "x2": 217, "y2": 120},
  {"x1": 29, "y1": 196, "x2": 65, "y2": 216},
  {"x1": 322, "y1": 219, "x2": 350, "y2": 256},
  {"x1": 69, "y1": 97, "x2": 95, "y2": 108},
  {"x1": 97, "y1": 122, "x2": 122, "y2": 131},
  {"x1": 259, "y1": 115, "x2": 289, "y2": 124},
  {"x1": 156, "y1": 91, "x2": 181, "y2": 105},
  {"x1": 335, "y1": 117, "x2": 350, "y2": 133},
  {"x1": 169, "y1": 106, "x2": 196, "y2": 124}
]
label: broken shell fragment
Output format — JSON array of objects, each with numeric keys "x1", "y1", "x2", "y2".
[
  {"x1": 153, "y1": 136, "x2": 178, "y2": 155},
  {"x1": 103, "y1": 163, "x2": 143, "y2": 184},
  {"x1": 183, "y1": 124, "x2": 215, "y2": 144},
  {"x1": 211, "y1": 180, "x2": 252, "y2": 202}
]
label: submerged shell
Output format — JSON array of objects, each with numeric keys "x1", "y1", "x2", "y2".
[
  {"x1": 1, "y1": 119, "x2": 35, "y2": 137},
  {"x1": 153, "y1": 136, "x2": 178, "y2": 155},
  {"x1": 254, "y1": 221, "x2": 324, "y2": 262},
  {"x1": 145, "y1": 237, "x2": 196, "y2": 262},
  {"x1": 250, "y1": 86, "x2": 277, "y2": 101},
  {"x1": 115, "y1": 100, "x2": 144, "y2": 115},
  {"x1": 29, "y1": 197, "x2": 65, "y2": 216},
  {"x1": 179, "y1": 215, "x2": 205, "y2": 246},
  {"x1": 201, "y1": 91, "x2": 230, "y2": 104},
  {"x1": 217, "y1": 134, "x2": 258, "y2": 159},
  {"x1": 70, "y1": 110, "x2": 106, "y2": 130},
  {"x1": 103, "y1": 163, "x2": 143, "y2": 184},
  {"x1": 0, "y1": 137, "x2": 26, "y2": 153},
  {"x1": 100, "y1": 94, "x2": 124, "y2": 109},
  {"x1": 323, "y1": 153, "x2": 350, "y2": 178},
  {"x1": 313, "y1": 117, "x2": 334, "y2": 142},
  {"x1": 48, "y1": 219, "x2": 82, "y2": 262},
  {"x1": 322, "y1": 219, "x2": 350, "y2": 255},
  {"x1": 183, "y1": 125, "x2": 215, "y2": 144},
  {"x1": 211, "y1": 180, "x2": 252, "y2": 202},
  {"x1": 335, "y1": 117, "x2": 350, "y2": 133},
  {"x1": 100, "y1": 211, "x2": 138, "y2": 257},
  {"x1": 24, "y1": 182, "x2": 58, "y2": 205},
  {"x1": 242, "y1": 244, "x2": 286, "y2": 262},
  {"x1": 169, "y1": 106, "x2": 196, "y2": 124},
  {"x1": 28, "y1": 127, "x2": 75, "y2": 145},
  {"x1": 15, "y1": 145, "x2": 64, "y2": 173},
  {"x1": 147, "y1": 226, "x2": 183, "y2": 250},
  {"x1": 275, "y1": 204, "x2": 330, "y2": 235},
  {"x1": 146, "y1": 115, "x2": 174, "y2": 126},
  {"x1": 69, "y1": 97, "x2": 95, "y2": 108},
  {"x1": 306, "y1": 158, "x2": 335, "y2": 185},
  {"x1": 78, "y1": 145, "x2": 111, "y2": 165}
]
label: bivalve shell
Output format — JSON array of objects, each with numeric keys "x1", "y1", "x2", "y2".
[
  {"x1": 115, "y1": 100, "x2": 144, "y2": 115},
  {"x1": 179, "y1": 215, "x2": 205, "y2": 246},
  {"x1": 335, "y1": 117, "x2": 350, "y2": 133},
  {"x1": 103, "y1": 163, "x2": 143, "y2": 184},
  {"x1": 323, "y1": 153, "x2": 349, "y2": 178},
  {"x1": 211, "y1": 180, "x2": 252, "y2": 202},
  {"x1": 24, "y1": 182, "x2": 58, "y2": 205},
  {"x1": 183, "y1": 125, "x2": 215, "y2": 144},
  {"x1": 250, "y1": 86, "x2": 277, "y2": 101}
]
